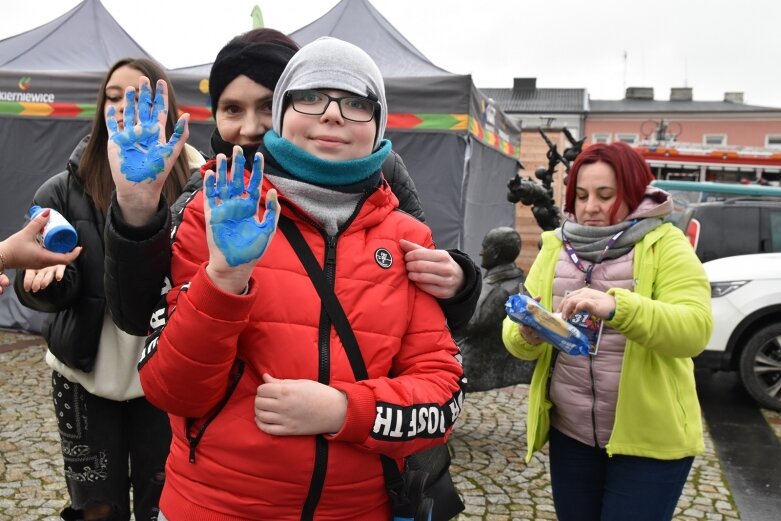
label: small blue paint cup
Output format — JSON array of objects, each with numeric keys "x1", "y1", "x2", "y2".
[{"x1": 28, "y1": 205, "x2": 78, "y2": 253}]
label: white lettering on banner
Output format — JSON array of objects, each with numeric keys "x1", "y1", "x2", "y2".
[{"x1": 0, "y1": 91, "x2": 56, "y2": 103}]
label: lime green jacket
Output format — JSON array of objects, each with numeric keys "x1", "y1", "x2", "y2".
[{"x1": 502, "y1": 223, "x2": 713, "y2": 462}]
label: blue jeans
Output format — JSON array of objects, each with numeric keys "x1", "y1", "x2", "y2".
[{"x1": 548, "y1": 427, "x2": 694, "y2": 521}]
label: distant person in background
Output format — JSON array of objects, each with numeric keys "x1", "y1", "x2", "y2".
[
  {"x1": 0, "y1": 211, "x2": 82, "y2": 294},
  {"x1": 503, "y1": 142, "x2": 712, "y2": 521},
  {"x1": 15, "y1": 58, "x2": 201, "y2": 521}
]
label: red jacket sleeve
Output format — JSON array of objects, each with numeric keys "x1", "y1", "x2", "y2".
[
  {"x1": 328, "y1": 235, "x2": 466, "y2": 459},
  {"x1": 138, "y1": 194, "x2": 257, "y2": 418}
]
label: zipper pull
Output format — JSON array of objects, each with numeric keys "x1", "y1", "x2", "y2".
[{"x1": 325, "y1": 235, "x2": 337, "y2": 266}]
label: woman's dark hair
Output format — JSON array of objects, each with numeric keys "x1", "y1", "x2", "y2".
[
  {"x1": 79, "y1": 58, "x2": 192, "y2": 214},
  {"x1": 564, "y1": 141, "x2": 655, "y2": 223},
  {"x1": 228, "y1": 28, "x2": 300, "y2": 51}
]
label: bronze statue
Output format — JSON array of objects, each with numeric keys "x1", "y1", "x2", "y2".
[{"x1": 454, "y1": 227, "x2": 535, "y2": 391}]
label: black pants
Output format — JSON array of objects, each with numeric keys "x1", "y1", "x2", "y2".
[{"x1": 53, "y1": 371, "x2": 171, "y2": 521}]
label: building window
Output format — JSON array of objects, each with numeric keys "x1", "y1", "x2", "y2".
[
  {"x1": 766, "y1": 135, "x2": 781, "y2": 148},
  {"x1": 615, "y1": 133, "x2": 638, "y2": 144},
  {"x1": 592, "y1": 133, "x2": 611, "y2": 144},
  {"x1": 704, "y1": 134, "x2": 727, "y2": 146}
]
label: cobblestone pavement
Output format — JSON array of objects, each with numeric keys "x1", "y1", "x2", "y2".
[{"x1": 2, "y1": 331, "x2": 778, "y2": 520}]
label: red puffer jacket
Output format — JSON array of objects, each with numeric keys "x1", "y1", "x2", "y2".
[{"x1": 138, "y1": 167, "x2": 465, "y2": 521}]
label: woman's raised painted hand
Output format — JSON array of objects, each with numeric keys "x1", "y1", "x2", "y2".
[
  {"x1": 106, "y1": 76, "x2": 189, "y2": 226},
  {"x1": 204, "y1": 146, "x2": 280, "y2": 294}
]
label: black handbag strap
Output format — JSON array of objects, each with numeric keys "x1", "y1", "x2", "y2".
[{"x1": 277, "y1": 216, "x2": 406, "y2": 492}]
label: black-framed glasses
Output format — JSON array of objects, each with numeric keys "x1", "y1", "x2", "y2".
[{"x1": 287, "y1": 89, "x2": 379, "y2": 123}]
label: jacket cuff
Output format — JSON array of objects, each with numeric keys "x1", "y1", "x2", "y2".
[
  {"x1": 441, "y1": 249, "x2": 480, "y2": 304},
  {"x1": 437, "y1": 249, "x2": 481, "y2": 329},
  {"x1": 606, "y1": 288, "x2": 631, "y2": 324},
  {"x1": 109, "y1": 191, "x2": 169, "y2": 242},
  {"x1": 186, "y1": 264, "x2": 257, "y2": 321},
  {"x1": 326, "y1": 382, "x2": 376, "y2": 443}
]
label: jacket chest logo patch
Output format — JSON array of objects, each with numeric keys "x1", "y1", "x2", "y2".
[{"x1": 374, "y1": 248, "x2": 393, "y2": 269}]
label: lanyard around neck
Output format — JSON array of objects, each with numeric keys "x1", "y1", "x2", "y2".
[{"x1": 561, "y1": 226, "x2": 628, "y2": 286}]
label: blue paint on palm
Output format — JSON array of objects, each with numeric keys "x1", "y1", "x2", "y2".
[
  {"x1": 207, "y1": 153, "x2": 278, "y2": 267},
  {"x1": 107, "y1": 81, "x2": 183, "y2": 183}
]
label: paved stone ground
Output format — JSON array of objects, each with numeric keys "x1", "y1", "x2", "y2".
[
  {"x1": 449, "y1": 386, "x2": 740, "y2": 521},
  {"x1": 2, "y1": 331, "x2": 778, "y2": 520}
]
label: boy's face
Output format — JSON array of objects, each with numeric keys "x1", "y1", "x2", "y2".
[
  {"x1": 215, "y1": 75, "x2": 274, "y2": 151},
  {"x1": 281, "y1": 89, "x2": 376, "y2": 161}
]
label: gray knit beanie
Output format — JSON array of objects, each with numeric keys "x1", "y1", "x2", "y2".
[{"x1": 272, "y1": 37, "x2": 387, "y2": 150}]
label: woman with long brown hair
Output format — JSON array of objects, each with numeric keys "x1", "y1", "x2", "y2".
[{"x1": 15, "y1": 57, "x2": 200, "y2": 521}]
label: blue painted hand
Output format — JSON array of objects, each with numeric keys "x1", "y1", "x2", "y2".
[
  {"x1": 205, "y1": 147, "x2": 280, "y2": 267},
  {"x1": 106, "y1": 79, "x2": 186, "y2": 183}
]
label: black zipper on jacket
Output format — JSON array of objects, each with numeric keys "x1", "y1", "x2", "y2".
[
  {"x1": 186, "y1": 359, "x2": 245, "y2": 463},
  {"x1": 300, "y1": 233, "x2": 337, "y2": 521},
  {"x1": 294, "y1": 192, "x2": 373, "y2": 521}
]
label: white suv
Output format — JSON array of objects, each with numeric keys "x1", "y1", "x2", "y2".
[{"x1": 700, "y1": 253, "x2": 781, "y2": 410}]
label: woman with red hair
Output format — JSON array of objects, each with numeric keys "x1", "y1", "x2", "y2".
[{"x1": 503, "y1": 141, "x2": 712, "y2": 520}]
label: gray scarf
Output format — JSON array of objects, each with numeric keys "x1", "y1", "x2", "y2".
[{"x1": 555, "y1": 217, "x2": 665, "y2": 262}]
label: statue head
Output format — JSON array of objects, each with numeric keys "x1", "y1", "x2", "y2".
[{"x1": 480, "y1": 227, "x2": 521, "y2": 270}]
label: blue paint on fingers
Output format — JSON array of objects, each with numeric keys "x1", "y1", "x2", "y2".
[
  {"x1": 137, "y1": 81, "x2": 153, "y2": 125},
  {"x1": 206, "y1": 149, "x2": 278, "y2": 267},
  {"x1": 109, "y1": 82, "x2": 177, "y2": 183}
]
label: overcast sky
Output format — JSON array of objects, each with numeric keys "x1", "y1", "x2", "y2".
[{"x1": 2, "y1": 0, "x2": 781, "y2": 107}]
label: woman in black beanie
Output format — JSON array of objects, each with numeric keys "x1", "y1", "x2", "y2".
[{"x1": 104, "y1": 29, "x2": 481, "y2": 342}]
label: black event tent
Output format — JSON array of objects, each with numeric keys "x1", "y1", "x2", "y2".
[
  {"x1": 0, "y1": 0, "x2": 217, "y2": 331},
  {"x1": 0, "y1": 0, "x2": 521, "y2": 332}
]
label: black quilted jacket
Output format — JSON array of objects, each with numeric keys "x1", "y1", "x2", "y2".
[{"x1": 15, "y1": 138, "x2": 107, "y2": 372}]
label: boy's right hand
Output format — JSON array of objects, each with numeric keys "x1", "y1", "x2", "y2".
[{"x1": 204, "y1": 147, "x2": 280, "y2": 294}]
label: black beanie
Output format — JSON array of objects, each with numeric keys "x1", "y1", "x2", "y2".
[{"x1": 209, "y1": 42, "x2": 296, "y2": 117}]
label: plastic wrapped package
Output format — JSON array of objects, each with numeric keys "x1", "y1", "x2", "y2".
[{"x1": 504, "y1": 293, "x2": 591, "y2": 356}]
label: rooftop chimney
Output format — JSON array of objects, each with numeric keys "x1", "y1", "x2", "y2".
[
  {"x1": 724, "y1": 92, "x2": 744, "y2": 104},
  {"x1": 670, "y1": 87, "x2": 693, "y2": 101},
  {"x1": 625, "y1": 87, "x2": 654, "y2": 100},
  {"x1": 513, "y1": 77, "x2": 537, "y2": 91}
]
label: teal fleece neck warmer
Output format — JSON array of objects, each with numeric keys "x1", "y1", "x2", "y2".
[{"x1": 263, "y1": 131, "x2": 391, "y2": 187}]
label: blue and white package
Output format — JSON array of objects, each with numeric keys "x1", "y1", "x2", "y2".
[{"x1": 504, "y1": 293, "x2": 591, "y2": 356}]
